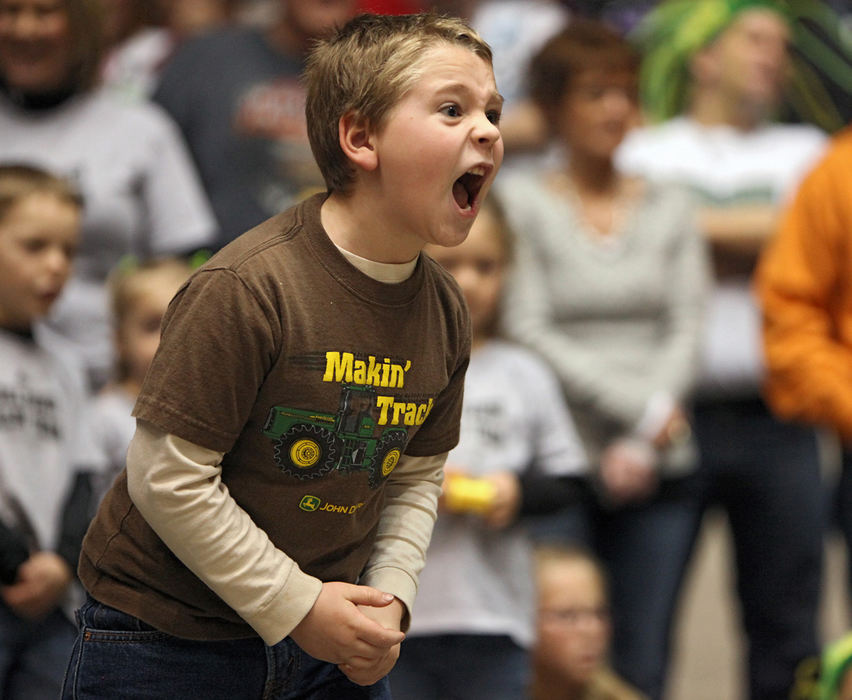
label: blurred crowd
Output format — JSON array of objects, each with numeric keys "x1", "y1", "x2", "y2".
[{"x1": 2, "y1": 0, "x2": 852, "y2": 698}]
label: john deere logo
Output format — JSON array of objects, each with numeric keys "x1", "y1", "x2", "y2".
[{"x1": 299, "y1": 495, "x2": 321, "y2": 512}]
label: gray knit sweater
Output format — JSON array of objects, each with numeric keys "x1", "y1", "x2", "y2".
[{"x1": 498, "y1": 174, "x2": 710, "y2": 475}]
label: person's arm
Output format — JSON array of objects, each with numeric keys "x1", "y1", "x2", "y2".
[
  {"x1": 56, "y1": 470, "x2": 96, "y2": 573},
  {"x1": 1, "y1": 461, "x2": 99, "y2": 619},
  {"x1": 599, "y1": 193, "x2": 706, "y2": 498},
  {"x1": 0, "y1": 519, "x2": 28, "y2": 585},
  {"x1": 0, "y1": 474, "x2": 92, "y2": 619},
  {"x1": 519, "y1": 473, "x2": 584, "y2": 515},
  {"x1": 756, "y1": 142, "x2": 852, "y2": 440},
  {"x1": 698, "y1": 203, "x2": 780, "y2": 257},
  {"x1": 642, "y1": 203, "x2": 710, "y2": 408},
  {"x1": 332, "y1": 451, "x2": 445, "y2": 685},
  {"x1": 606, "y1": 195, "x2": 707, "y2": 496},
  {"x1": 126, "y1": 420, "x2": 403, "y2": 665},
  {"x1": 126, "y1": 421, "x2": 322, "y2": 643},
  {"x1": 515, "y1": 349, "x2": 588, "y2": 516},
  {"x1": 358, "y1": 452, "x2": 446, "y2": 630}
]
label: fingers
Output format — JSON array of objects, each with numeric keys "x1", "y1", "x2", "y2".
[
  {"x1": 355, "y1": 620, "x2": 405, "y2": 648},
  {"x1": 338, "y1": 642, "x2": 401, "y2": 686},
  {"x1": 482, "y1": 472, "x2": 520, "y2": 528},
  {"x1": 604, "y1": 461, "x2": 657, "y2": 504},
  {"x1": 345, "y1": 585, "x2": 395, "y2": 609},
  {"x1": 1, "y1": 581, "x2": 51, "y2": 619}
]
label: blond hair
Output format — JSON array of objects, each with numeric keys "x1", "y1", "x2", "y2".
[
  {"x1": 304, "y1": 12, "x2": 493, "y2": 194},
  {"x1": 108, "y1": 257, "x2": 193, "y2": 381},
  {"x1": 534, "y1": 543, "x2": 609, "y2": 599},
  {"x1": 0, "y1": 163, "x2": 83, "y2": 222}
]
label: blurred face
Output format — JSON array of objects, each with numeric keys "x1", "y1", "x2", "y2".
[
  {"x1": 554, "y1": 68, "x2": 637, "y2": 160},
  {"x1": 697, "y1": 8, "x2": 791, "y2": 111},
  {"x1": 0, "y1": 192, "x2": 79, "y2": 330},
  {"x1": 164, "y1": 0, "x2": 230, "y2": 37},
  {"x1": 424, "y1": 204, "x2": 506, "y2": 341},
  {"x1": 369, "y1": 44, "x2": 503, "y2": 259},
  {"x1": 102, "y1": 0, "x2": 147, "y2": 45},
  {"x1": 534, "y1": 558, "x2": 611, "y2": 686},
  {"x1": 0, "y1": 0, "x2": 73, "y2": 93},
  {"x1": 117, "y1": 279, "x2": 179, "y2": 386},
  {"x1": 283, "y1": 0, "x2": 357, "y2": 39},
  {"x1": 840, "y1": 667, "x2": 852, "y2": 700}
]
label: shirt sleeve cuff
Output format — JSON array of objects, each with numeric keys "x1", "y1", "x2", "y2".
[
  {"x1": 359, "y1": 566, "x2": 417, "y2": 632},
  {"x1": 247, "y1": 566, "x2": 324, "y2": 646}
]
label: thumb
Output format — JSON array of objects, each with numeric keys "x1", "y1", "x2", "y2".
[{"x1": 346, "y1": 585, "x2": 396, "y2": 609}]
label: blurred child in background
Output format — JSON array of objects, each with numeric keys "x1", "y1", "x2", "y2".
[
  {"x1": 0, "y1": 0, "x2": 216, "y2": 389},
  {"x1": 390, "y1": 195, "x2": 586, "y2": 700},
  {"x1": 88, "y1": 258, "x2": 193, "y2": 505},
  {"x1": 531, "y1": 544, "x2": 646, "y2": 700},
  {"x1": 0, "y1": 163, "x2": 101, "y2": 699}
]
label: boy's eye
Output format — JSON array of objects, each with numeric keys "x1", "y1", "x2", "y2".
[
  {"x1": 441, "y1": 104, "x2": 461, "y2": 118},
  {"x1": 475, "y1": 260, "x2": 499, "y2": 275},
  {"x1": 140, "y1": 315, "x2": 163, "y2": 334},
  {"x1": 22, "y1": 238, "x2": 47, "y2": 254},
  {"x1": 486, "y1": 109, "x2": 501, "y2": 126}
]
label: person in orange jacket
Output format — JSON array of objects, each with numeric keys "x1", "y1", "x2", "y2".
[{"x1": 755, "y1": 125, "x2": 852, "y2": 600}]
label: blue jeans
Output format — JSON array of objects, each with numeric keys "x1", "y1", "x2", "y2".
[
  {"x1": 694, "y1": 397, "x2": 823, "y2": 700},
  {"x1": 0, "y1": 602, "x2": 76, "y2": 699},
  {"x1": 835, "y1": 450, "x2": 852, "y2": 599},
  {"x1": 527, "y1": 473, "x2": 703, "y2": 700},
  {"x1": 390, "y1": 634, "x2": 529, "y2": 700},
  {"x1": 61, "y1": 596, "x2": 392, "y2": 699}
]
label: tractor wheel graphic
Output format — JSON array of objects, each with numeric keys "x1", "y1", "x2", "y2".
[
  {"x1": 368, "y1": 432, "x2": 408, "y2": 489},
  {"x1": 274, "y1": 424, "x2": 338, "y2": 480}
]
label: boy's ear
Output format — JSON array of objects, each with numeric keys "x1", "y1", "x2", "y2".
[{"x1": 338, "y1": 110, "x2": 378, "y2": 172}]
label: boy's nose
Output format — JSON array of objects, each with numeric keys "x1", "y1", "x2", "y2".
[
  {"x1": 474, "y1": 114, "x2": 501, "y2": 145},
  {"x1": 604, "y1": 88, "x2": 633, "y2": 116},
  {"x1": 44, "y1": 247, "x2": 71, "y2": 277}
]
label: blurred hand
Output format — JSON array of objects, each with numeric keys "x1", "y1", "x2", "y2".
[
  {"x1": 651, "y1": 404, "x2": 691, "y2": 450},
  {"x1": 599, "y1": 439, "x2": 658, "y2": 505},
  {"x1": 1, "y1": 551, "x2": 72, "y2": 620},
  {"x1": 482, "y1": 471, "x2": 521, "y2": 529}
]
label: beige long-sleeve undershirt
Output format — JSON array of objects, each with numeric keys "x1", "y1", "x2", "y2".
[{"x1": 126, "y1": 421, "x2": 445, "y2": 646}]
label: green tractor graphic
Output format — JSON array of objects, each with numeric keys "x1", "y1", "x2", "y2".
[{"x1": 263, "y1": 384, "x2": 408, "y2": 488}]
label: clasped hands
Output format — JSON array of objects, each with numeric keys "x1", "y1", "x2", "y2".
[{"x1": 289, "y1": 581, "x2": 405, "y2": 686}]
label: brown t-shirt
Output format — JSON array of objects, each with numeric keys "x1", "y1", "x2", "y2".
[{"x1": 79, "y1": 193, "x2": 470, "y2": 639}]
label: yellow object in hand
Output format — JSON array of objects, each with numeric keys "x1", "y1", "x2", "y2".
[{"x1": 444, "y1": 474, "x2": 497, "y2": 515}]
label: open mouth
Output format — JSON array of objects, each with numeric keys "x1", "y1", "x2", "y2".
[{"x1": 452, "y1": 166, "x2": 487, "y2": 211}]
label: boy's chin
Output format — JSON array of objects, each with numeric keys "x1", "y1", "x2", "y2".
[{"x1": 428, "y1": 221, "x2": 475, "y2": 249}]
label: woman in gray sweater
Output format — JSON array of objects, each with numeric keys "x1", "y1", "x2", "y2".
[{"x1": 498, "y1": 19, "x2": 709, "y2": 700}]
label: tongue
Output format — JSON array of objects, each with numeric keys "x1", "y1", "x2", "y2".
[{"x1": 453, "y1": 180, "x2": 470, "y2": 209}]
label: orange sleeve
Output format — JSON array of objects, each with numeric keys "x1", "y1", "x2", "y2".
[{"x1": 755, "y1": 131, "x2": 852, "y2": 440}]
